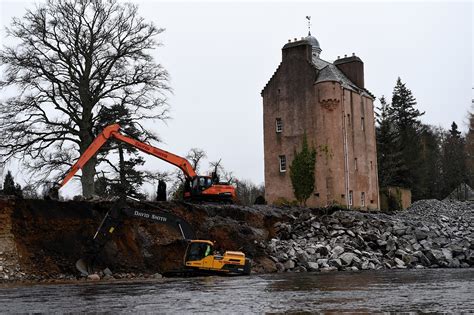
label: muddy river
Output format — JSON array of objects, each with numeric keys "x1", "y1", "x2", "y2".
[{"x1": 0, "y1": 269, "x2": 472, "y2": 313}]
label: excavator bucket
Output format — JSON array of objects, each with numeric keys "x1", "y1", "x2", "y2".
[{"x1": 75, "y1": 258, "x2": 94, "y2": 276}]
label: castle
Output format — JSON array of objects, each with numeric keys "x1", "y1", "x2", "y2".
[{"x1": 261, "y1": 32, "x2": 379, "y2": 210}]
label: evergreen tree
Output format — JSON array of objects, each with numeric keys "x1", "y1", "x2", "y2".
[
  {"x1": 389, "y1": 78, "x2": 424, "y2": 129},
  {"x1": 2, "y1": 170, "x2": 23, "y2": 197},
  {"x1": 388, "y1": 77, "x2": 425, "y2": 199},
  {"x1": 289, "y1": 134, "x2": 316, "y2": 206},
  {"x1": 440, "y1": 122, "x2": 467, "y2": 197},
  {"x1": 375, "y1": 96, "x2": 405, "y2": 188},
  {"x1": 3, "y1": 171, "x2": 15, "y2": 194},
  {"x1": 94, "y1": 104, "x2": 150, "y2": 199},
  {"x1": 417, "y1": 125, "x2": 443, "y2": 199},
  {"x1": 466, "y1": 109, "x2": 474, "y2": 186}
]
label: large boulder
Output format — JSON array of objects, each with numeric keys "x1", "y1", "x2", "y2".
[
  {"x1": 306, "y1": 262, "x2": 319, "y2": 271},
  {"x1": 331, "y1": 246, "x2": 344, "y2": 258},
  {"x1": 339, "y1": 252, "x2": 358, "y2": 266},
  {"x1": 284, "y1": 259, "x2": 295, "y2": 270}
]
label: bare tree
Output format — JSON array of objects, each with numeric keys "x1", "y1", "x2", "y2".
[
  {"x1": 168, "y1": 148, "x2": 206, "y2": 200},
  {"x1": 186, "y1": 148, "x2": 207, "y2": 171},
  {"x1": 0, "y1": 0, "x2": 169, "y2": 197},
  {"x1": 234, "y1": 179, "x2": 265, "y2": 205},
  {"x1": 209, "y1": 159, "x2": 233, "y2": 183}
]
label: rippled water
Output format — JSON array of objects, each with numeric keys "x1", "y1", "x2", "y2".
[{"x1": 1, "y1": 269, "x2": 473, "y2": 313}]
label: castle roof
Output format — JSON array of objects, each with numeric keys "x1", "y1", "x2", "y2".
[
  {"x1": 261, "y1": 37, "x2": 375, "y2": 99},
  {"x1": 305, "y1": 34, "x2": 320, "y2": 49},
  {"x1": 313, "y1": 58, "x2": 355, "y2": 89},
  {"x1": 312, "y1": 54, "x2": 374, "y2": 98}
]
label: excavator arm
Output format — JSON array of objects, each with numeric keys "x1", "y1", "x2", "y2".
[{"x1": 58, "y1": 124, "x2": 197, "y2": 189}]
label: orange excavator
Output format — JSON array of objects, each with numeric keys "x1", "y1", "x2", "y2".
[{"x1": 52, "y1": 124, "x2": 236, "y2": 202}]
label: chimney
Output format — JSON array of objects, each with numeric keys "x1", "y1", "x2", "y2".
[
  {"x1": 333, "y1": 54, "x2": 364, "y2": 88},
  {"x1": 282, "y1": 38, "x2": 312, "y2": 62}
]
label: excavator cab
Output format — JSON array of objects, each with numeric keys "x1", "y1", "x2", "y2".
[
  {"x1": 192, "y1": 176, "x2": 213, "y2": 192},
  {"x1": 184, "y1": 176, "x2": 235, "y2": 202},
  {"x1": 184, "y1": 240, "x2": 214, "y2": 262}
]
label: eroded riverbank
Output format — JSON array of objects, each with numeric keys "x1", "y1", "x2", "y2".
[{"x1": 0, "y1": 197, "x2": 472, "y2": 283}]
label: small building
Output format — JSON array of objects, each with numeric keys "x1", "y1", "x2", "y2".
[
  {"x1": 261, "y1": 32, "x2": 379, "y2": 210},
  {"x1": 380, "y1": 186, "x2": 412, "y2": 211},
  {"x1": 445, "y1": 183, "x2": 474, "y2": 201}
]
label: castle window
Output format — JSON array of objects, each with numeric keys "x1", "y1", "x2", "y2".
[
  {"x1": 370, "y1": 161, "x2": 373, "y2": 170},
  {"x1": 361, "y1": 117, "x2": 365, "y2": 131},
  {"x1": 354, "y1": 158, "x2": 358, "y2": 171},
  {"x1": 347, "y1": 114, "x2": 351, "y2": 126},
  {"x1": 279, "y1": 155, "x2": 286, "y2": 172},
  {"x1": 361, "y1": 192, "x2": 365, "y2": 207},
  {"x1": 349, "y1": 190, "x2": 353, "y2": 206},
  {"x1": 276, "y1": 118, "x2": 283, "y2": 133}
]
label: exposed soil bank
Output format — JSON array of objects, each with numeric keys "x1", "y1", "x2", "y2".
[
  {"x1": 0, "y1": 198, "x2": 285, "y2": 282},
  {"x1": 0, "y1": 198, "x2": 472, "y2": 284}
]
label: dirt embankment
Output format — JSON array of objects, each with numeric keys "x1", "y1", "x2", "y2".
[
  {"x1": 0, "y1": 198, "x2": 472, "y2": 284},
  {"x1": 0, "y1": 198, "x2": 287, "y2": 282}
]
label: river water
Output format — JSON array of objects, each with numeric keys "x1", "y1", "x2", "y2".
[{"x1": 1, "y1": 269, "x2": 472, "y2": 313}]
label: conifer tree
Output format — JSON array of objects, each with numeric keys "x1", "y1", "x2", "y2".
[
  {"x1": 388, "y1": 77, "x2": 425, "y2": 199},
  {"x1": 94, "y1": 104, "x2": 150, "y2": 199},
  {"x1": 466, "y1": 109, "x2": 474, "y2": 186},
  {"x1": 441, "y1": 122, "x2": 467, "y2": 197},
  {"x1": 2, "y1": 170, "x2": 22, "y2": 197},
  {"x1": 289, "y1": 134, "x2": 316, "y2": 206},
  {"x1": 375, "y1": 96, "x2": 405, "y2": 188},
  {"x1": 417, "y1": 125, "x2": 443, "y2": 199}
]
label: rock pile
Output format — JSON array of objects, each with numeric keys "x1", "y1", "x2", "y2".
[
  {"x1": 0, "y1": 251, "x2": 23, "y2": 281},
  {"x1": 265, "y1": 200, "x2": 473, "y2": 272}
]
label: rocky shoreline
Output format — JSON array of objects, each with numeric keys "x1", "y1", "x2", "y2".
[
  {"x1": 264, "y1": 199, "x2": 474, "y2": 272},
  {"x1": 0, "y1": 198, "x2": 472, "y2": 284}
]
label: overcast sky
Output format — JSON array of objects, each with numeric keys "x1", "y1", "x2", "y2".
[{"x1": 0, "y1": 0, "x2": 472, "y2": 196}]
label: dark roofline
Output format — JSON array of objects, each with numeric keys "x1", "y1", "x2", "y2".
[
  {"x1": 334, "y1": 55, "x2": 363, "y2": 65},
  {"x1": 261, "y1": 62, "x2": 282, "y2": 96},
  {"x1": 282, "y1": 40, "x2": 311, "y2": 50}
]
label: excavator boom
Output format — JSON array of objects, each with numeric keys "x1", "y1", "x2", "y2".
[
  {"x1": 56, "y1": 123, "x2": 236, "y2": 202},
  {"x1": 59, "y1": 124, "x2": 120, "y2": 188},
  {"x1": 58, "y1": 124, "x2": 197, "y2": 189}
]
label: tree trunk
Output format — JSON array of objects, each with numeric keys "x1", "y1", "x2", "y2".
[
  {"x1": 118, "y1": 144, "x2": 126, "y2": 199},
  {"x1": 81, "y1": 159, "x2": 96, "y2": 198},
  {"x1": 79, "y1": 116, "x2": 96, "y2": 198}
]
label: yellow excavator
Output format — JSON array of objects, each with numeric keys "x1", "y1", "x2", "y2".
[{"x1": 77, "y1": 201, "x2": 251, "y2": 277}]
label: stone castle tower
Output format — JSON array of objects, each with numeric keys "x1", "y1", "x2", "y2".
[{"x1": 261, "y1": 32, "x2": 379, "y2": 210}]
